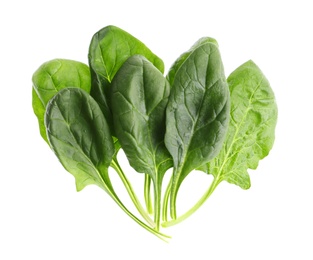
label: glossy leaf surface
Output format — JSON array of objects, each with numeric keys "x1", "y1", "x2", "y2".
[
  {"x1": 111, "y1": 55, "x2": 172, "y2": 179},
  {"x1": 202, "y1": 60, "x2": 278, "y2": 189},
  {"x1": 164, "y1": 40, "x2": 230, "y2": 214},
  {"x1": 45, "y1": 88, "x2": 114, "y2": 192},
  {"x1": 165, "y1": 41, "x2": 230, "y2": 186},
  {"x1": 88, "y1": 25, "x2": 164, "y2": 132},
  {"x1": 167, "y1": 37, "x2": 218, "y2": 86}
]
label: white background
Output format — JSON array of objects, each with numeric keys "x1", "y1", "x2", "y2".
[{"x1": 1, "y1": 0, "x2": 312, "y2": 259}]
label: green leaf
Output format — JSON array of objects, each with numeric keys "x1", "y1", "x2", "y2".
[
  {"x1": 111, "y1": 55, "x2": 171, "y2": 177},
  {"x1": 45, "y1": 87, "x2": 171, "y2": 240},
  {"x1": 45, "y1": 88, "x2": 114, "y2": 192},
  {"x1": 164, "y1": 40, "x2": 230, "y2": 218},
  {"x1": 32, "y1": 59, "x2": 91, "y2": 106},
  {"x1": 166, "y1": 37, "x2": 218, "y2": 86},
  {"x1": 203, "y1": 60, "x2": 278, "y2": 189},
  {"x1": 88, "y1": 25, "x2": 165, "y2": 133},
  {"x1": 32, "y1": 88, "x2": 48, "y2": 143},
  {"x1": 32, "y1": 59, "x2": 91, "y2": 144},
  {"x1": 111, "y1": 55, "x2": 172, "y2": 229}
]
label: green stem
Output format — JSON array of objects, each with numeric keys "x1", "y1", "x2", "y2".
[
  {"x1": 170, "y1": 168, "x2": 180, "y2": 220},
  {"x1": 111, "y1": 159, "x2": 155, "y2": 228},
  {"x1": 162, "y1": 177, "x2": 172, "y2": 222},
  {"x1": 98, "y1": 166, "x2": 170, "y2": 241},
  {"x1": 162, "y1": 177, "x2": 220, "y2": 228},
  {"x1": 153, "y1": 177, "x2": 162, "y2": 231},
  {"x1": 144, "y1": 174, "x2": 153, "y2": 215},
  {"x1": 109, "y1": 189, "x2": 171, "y2": 241}
]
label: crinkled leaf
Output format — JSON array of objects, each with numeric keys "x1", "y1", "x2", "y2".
[
  {"x1": 88, "y1": 25, "x2": 164, "y2": 133},
  {"x1": 165, "y1": 40, "x2": 230, "y2": 201},
  {"x1": 111, "y1": 55, "x2": 172, "y2": 179},
  {"x1": 203, "y1": 60, "x2": 278, "y2": 189},
  {"x1": 45, "y1": 88, "x2": 114, "y2": 192}
]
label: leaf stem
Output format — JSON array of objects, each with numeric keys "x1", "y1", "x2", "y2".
[
  {"x1": 97, "y1": 165, "x2": 170, "y2": 241},
  {"x1": 144, "y1": 174, "x2": 153, "y2": 215},
  {"x1": 162, "y1": 177, "x2": 172, "y2": 222},
  {"x1": 162, "y1": 177, "x2": 220, "y2": 228},
  {"x1": 153, "y1": 175, "x2": 163, "y2": 231},
  {"x1": 170, "y1": 168, "x2": 180, "y2": 220},
  {"x1": 111, "y1": 158, "x2": 155, "y2": 228},
  {"x1": 109, "y1": 189, "x2": 171, "y2": 241}
]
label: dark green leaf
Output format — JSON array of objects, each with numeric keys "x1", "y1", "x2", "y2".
[
  {"x1": 88, "y1": 25, "x2": 165, "y2": 133},
  {"x1": 164, "y1": 40, "x2": 230, "y2": 213},
  {"x1": 45, "y1": 88, "x2": 114, "y2": 192},
  {"x1": 202, "y1": 60, "x2": 278, "y2": 189},
  {"x1": 111, "y1": 55, "x2": 172, "y2": 229},
  {"x1": 111, "y1": 55, "x2": 172, "y2": 179},
  {"x1": 167, "y1": 37, "x2": 218, "y2": 86}
]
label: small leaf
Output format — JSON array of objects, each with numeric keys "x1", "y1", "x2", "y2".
[
  {"x1": 45, "y1": 88, "x2": 114, "y2": 192},
  {"x1": 204, "y1": 60, "x2": 278, "y2": 189}
]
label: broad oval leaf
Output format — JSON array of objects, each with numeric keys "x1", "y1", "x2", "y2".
[
  {"x1": 111, "y1": 55, "x2": 172, "y2": 179},
  {"x1": 45, "y1": 88, "x2": 114, "y2": 192},
  {"x1": 88, "y1": 25, "x2": 165, "y2": 133},
  {"x1": 165, "y1": 40, "x2": 230, "y2": 198},
  {"x1": 202, "y1": 60, "x2": 278, "y2": 189},
  {"x1": 32, "y1": 59, "x2": 91, "y2": 144}
]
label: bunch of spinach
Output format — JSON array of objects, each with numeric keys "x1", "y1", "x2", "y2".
[{"x1": 32, "y1": 25, "x2": 277, "y2": 241}]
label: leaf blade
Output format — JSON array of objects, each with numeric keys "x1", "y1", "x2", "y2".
[
  {"x1": 111, "y1": 55, "x2": 172, "y2": 179},
  {"x1": 32, "y1": 59, "x2": 91, "y2": 144},
  {"x1": 45, "y1": 88, "x2": 114, "y2": 191},
  {"x1": 166, "y1": 37, "x2": 218, "y2": 86},
  {"x1": 88, "y1": 25, "x2": 165, "y2": 133},
  {"x1": 32, "y1": 59, "x2": 91, "y2": 106},
  {"x1": 32, "y1": 88, "x2": 48, "y2": 143},
  {"x1": 165, "y1": 41, "x2": 230, "y2": 192},
  {"x1": 206, "y1": 60, "x2": 278, "y2": 189}
]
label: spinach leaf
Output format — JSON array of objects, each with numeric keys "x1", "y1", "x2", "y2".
[
  {"x1": 163, "y1": 60, "x2": 278, "y2": 228},
  {"x1": 88, "y1": 25, "x2": 164, "y2": 133},
  {"x1": 32, "y1": 59, "x2": 91, "y2": 106},
  {"x1": 111, "y1": 55, "x2": 172, "y2": 229},
  {"x1": 45, "y1": 87, "x2": 114, "y2": 191},
  {"x1": 164, "y1": 40, "x2": 230, "y2": 218},
  {"x1": 167, "y1": 37, "x2": 218, "y2": 86},
  {"x1": 32, "y1": 24, "x2": 278, "y2": 238},
  {"x1": 202, "y1": 60, "x2": 278, "y2": 188},
  {"x1": 45, "y1": 87, "x2": 170, "y2": 240},
  {"x1": 32, "y1": 59, "x2": 91, "y2": 143}
]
